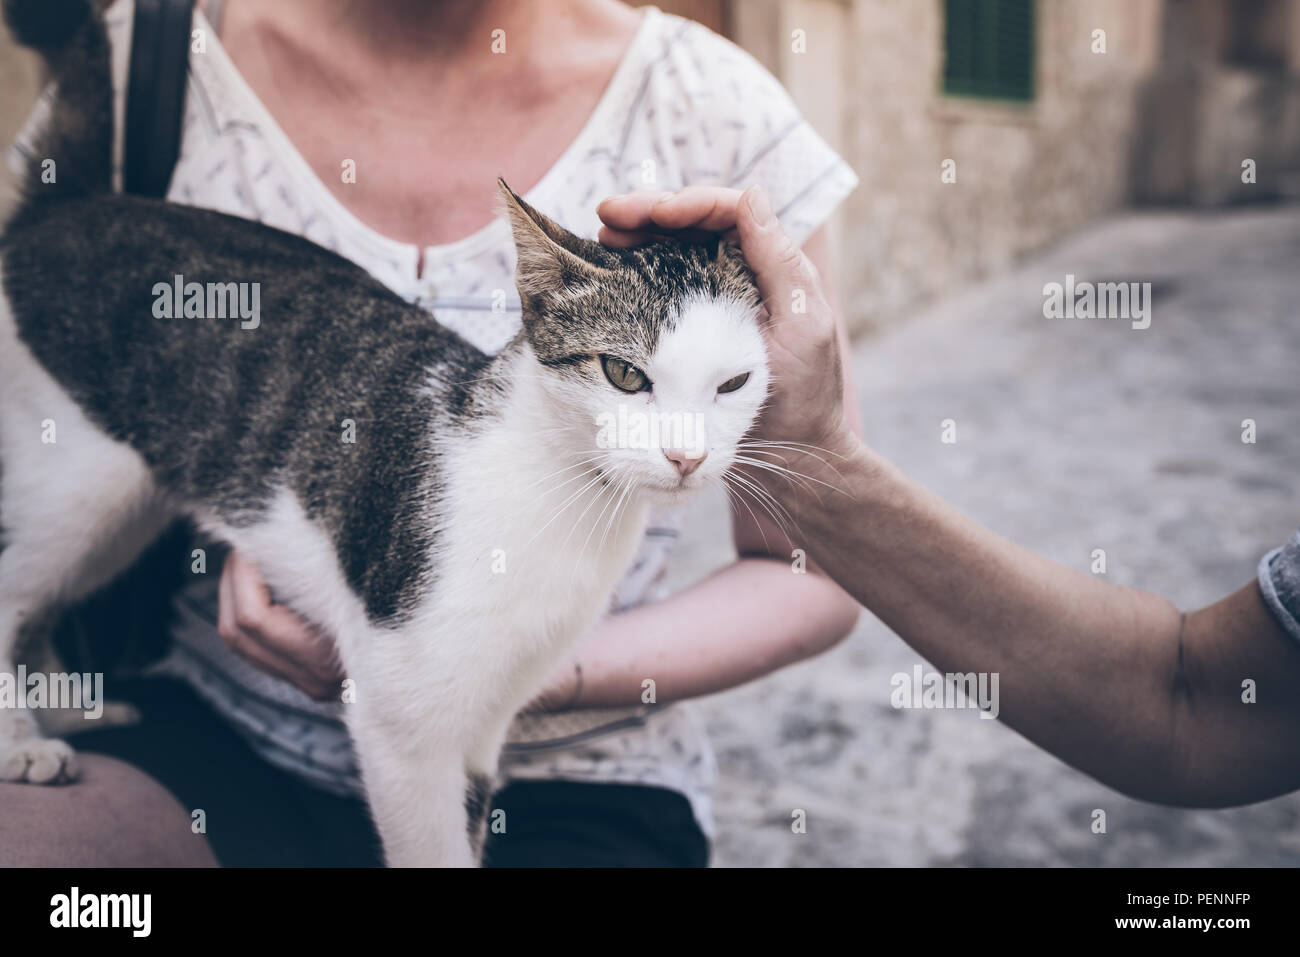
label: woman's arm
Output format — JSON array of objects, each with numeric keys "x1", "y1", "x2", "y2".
[
  {"x1": 596, "y1": 184, "x2": 1300, "y2": 807},
  {"x1": 540, "y1": 557, "x2": 858, "y2": 709}
]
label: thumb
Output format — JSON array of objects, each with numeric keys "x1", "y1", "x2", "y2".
[{"x1": 735, "y1": 185, "x2": 823, "y2": 320}]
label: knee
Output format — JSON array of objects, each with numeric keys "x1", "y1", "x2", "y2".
[{"x1": 0, "y1": 754, "x2": 218, "y2": 866}]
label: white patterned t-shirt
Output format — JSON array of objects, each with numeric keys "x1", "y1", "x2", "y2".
[{"x1": 10, "y1": 1, "x2": 858, "y2": 837}]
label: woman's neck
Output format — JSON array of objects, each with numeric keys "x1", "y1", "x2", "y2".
[
  {"x1": 317, "y1": 0, "x2": 542, "y2": 64},
  {"x1": 242, "y1": 0, "x2": 637, "y2": 79},
  {"x1": 212, "y1": 0, "x2": 642, "y2": 247}
]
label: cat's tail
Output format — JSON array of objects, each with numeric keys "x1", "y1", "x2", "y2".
[{"x1": 3, "y1": 0, "x2": 112, "y2": 201}]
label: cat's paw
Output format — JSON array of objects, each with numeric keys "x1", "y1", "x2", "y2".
[{"x1": 0, "y1": 737, "x2": 80, "y2": 784}]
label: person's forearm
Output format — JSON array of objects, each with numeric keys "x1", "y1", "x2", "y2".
[
  {"x1": 565, "y1": 558, "x2": 858, "y2": 708},
  {"x1": 594, "y1": 182, "x2": 1300, "y2": 804},
  {"x1": 782, "y1": 441, "x2": 1300, "y2": 805}
]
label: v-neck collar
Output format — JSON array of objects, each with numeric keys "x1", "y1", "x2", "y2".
[{"x1": 194, "y1": 6, "x2": 662, "y2": 282}]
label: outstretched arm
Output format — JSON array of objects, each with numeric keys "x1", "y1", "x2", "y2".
[
  {"x1": 796, "y1": 444, "x2": 1300, "y2": 807},
  {"x1": 597, "y1": 184, "x2": 1300, "y2": 807}
]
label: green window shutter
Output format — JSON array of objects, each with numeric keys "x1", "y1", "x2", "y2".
[{"x1": 943, "y1": 0, "x2": 1036, "y2": 101}]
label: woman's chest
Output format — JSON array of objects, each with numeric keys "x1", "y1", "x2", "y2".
[
  {"x1": 171, "y1": 39, "x2": 633, "y2": 355},
  {"x1": 273, "y1": 99, "x2": 589, "y2": 248}
]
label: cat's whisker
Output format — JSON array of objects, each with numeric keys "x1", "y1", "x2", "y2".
[
  {"x1": 739, "y1": 438, "x2": 852, "y2": 461},
  {"x1": 530, "y1": 464, "x2": 607, "y2": 504},
  {"x1": 740, "y1": 459, "x2": 848, "y2": 497},
  {"x1": 571, "y1": 490, "x2": 615, "y2": 581},
  {"x1": 730, "y1": 446, "x2": 787, "y2": 461},
  {"x1": 575, "y1": 472, "x2": 632, "y2": 583},
  {"x1": 718, "y1": 476, "x2": 773, "y2": 554},
  {"x1": 731, "y1": 455, "x2": 818, "y2": 497},
  {"x1": 733, "y1": 449, "x2": 821, "y2": 486},
  {"x1": 594, "y1": 473, "x2": 637, "y2": 568},
  {"x1": 526, "y1": 450, "x2": 620, "y2": 496},
  {"x1": 724, "y1": 468, "x2": 798, "y2": 540},
  {"x1": 742, "y1": 479, "x2": 798, "y2": 538},
  {"x1": 735, "y1": 440, "x2": 850, "y2": 485},
  {"x1": 560, "y1": 467, "x2": 621, "y2": 554},
  {"x1": 525, "y1": 466, "x2": 608, "y2": 532},
  {"x1": 732, "y1": 455, "x2": 849, "y2": 517},
  {"x1": 522, "y1": 466, "x2": 611, "y2": 552},
  {"x1": 517, "y1": 453, "x2": 610, "y2": 495},
  {"x1": 727, "y1": 482, "x2": 793, "y2": 545}
]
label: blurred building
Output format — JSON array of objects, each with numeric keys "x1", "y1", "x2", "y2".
[
  {"x1": 654, "y1": 0, "x2": 1300, "y2": 333},
  {"x1": 5, "y1": 2, "x2": 1300, "y2": 335}
]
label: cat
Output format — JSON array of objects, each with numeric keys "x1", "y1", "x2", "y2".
[{"x1": 0, "y1": 0, "x2": 770, "y2": 865}]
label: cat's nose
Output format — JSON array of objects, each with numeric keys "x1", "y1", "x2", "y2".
[{"x1": 664, "y1": 448, "x2": 707, "y2": 477}]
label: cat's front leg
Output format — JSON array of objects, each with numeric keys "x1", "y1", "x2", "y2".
[
  {"x1": 0, "y1": 611, "x2": 80, "y2": 784},
  {"x1": 341, "y1": 654, "x2": 481, "y2": 867},
  {"x1": 346, "y1": 708, "x2": 478, "y2": 866}
]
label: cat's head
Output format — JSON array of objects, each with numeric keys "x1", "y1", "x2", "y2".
[{"x1": 499, "y1": 180, "x2": 769, "y2": 505}]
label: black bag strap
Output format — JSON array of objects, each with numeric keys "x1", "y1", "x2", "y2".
[
  {"x1": 56, "y1": 0, "x2": 197, "y2": 675},
  {"x1": 123, "y1": 0, "x2": 192, "y2": 197}
]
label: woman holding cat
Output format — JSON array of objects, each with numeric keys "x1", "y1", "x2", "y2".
[{"x1": 2, "y1": 0, "x2": 861, "y2": 866}]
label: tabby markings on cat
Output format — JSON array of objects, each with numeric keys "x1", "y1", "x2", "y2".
[
  {"x1": 0, "y1": 0, "x2": 770, "y2": 866},
  {"x1": 151, "y1": 274, "x2": 261, "y2": 329}
]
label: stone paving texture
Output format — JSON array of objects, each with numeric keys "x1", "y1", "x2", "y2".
[{"x1": 668, "y1": 206, "x2": 1300, "y2": 866}]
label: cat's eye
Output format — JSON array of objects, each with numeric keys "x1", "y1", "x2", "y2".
[
  {"x1": 601, "y1": 356, "x2": 650, "y2": 393},
  {"x1": 717, "y1": 372, "x2": 750, "y2": 394}
]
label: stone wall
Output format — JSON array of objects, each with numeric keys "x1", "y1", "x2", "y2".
[
  {"x1": 737, "y1": 0, "x2": 1300, "y2": 334},
  {"x1": 4, "y1": 1, "x2": 1298, "y2": 336},
  {"x1": 815, "y1": 0, "x2": 1162, "y2": 333},
  {"x1": 1132, "y1": 0, "x2": 1300, "y2": 205}
]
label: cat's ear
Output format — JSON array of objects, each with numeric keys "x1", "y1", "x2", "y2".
[{"x1": 497, "y1": 178, "x2": 616, "y2": 299}]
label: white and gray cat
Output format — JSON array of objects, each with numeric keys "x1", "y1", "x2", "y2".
[{"x1": 0, "y1": 0, "x2": 770, "y2": 865}]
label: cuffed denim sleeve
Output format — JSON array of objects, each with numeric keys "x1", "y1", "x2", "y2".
[{"x1": 1258, "y1": 528, "x2": 1300, "y2": 645}]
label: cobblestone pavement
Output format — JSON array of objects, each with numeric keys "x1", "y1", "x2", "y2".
[{"x1": 667, "y1": 206, "x2": 1300, "y2": 866}]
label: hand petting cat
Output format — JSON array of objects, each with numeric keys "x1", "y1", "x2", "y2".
[
  {"x1": 217, "y1": 551, "x2": 346, "y2": 701},
  {"x1": 598, "y1": 185, "x2": 864, "y2": 493}
]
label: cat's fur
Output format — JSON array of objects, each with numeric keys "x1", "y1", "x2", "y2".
[{"x1": 0, "y1": 0, "x2": 770, "y2": 865}]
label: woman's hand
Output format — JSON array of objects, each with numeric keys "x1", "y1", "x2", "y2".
[
  {"x1": 598, "y1": 185, "x2": 862, "y2": 480},
  {"x1": 216, "y1": 550, "x2": 345, "y2": 701},
  {"x1": 523, "y1": 655, "x2": 582, "y2": 713}
]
